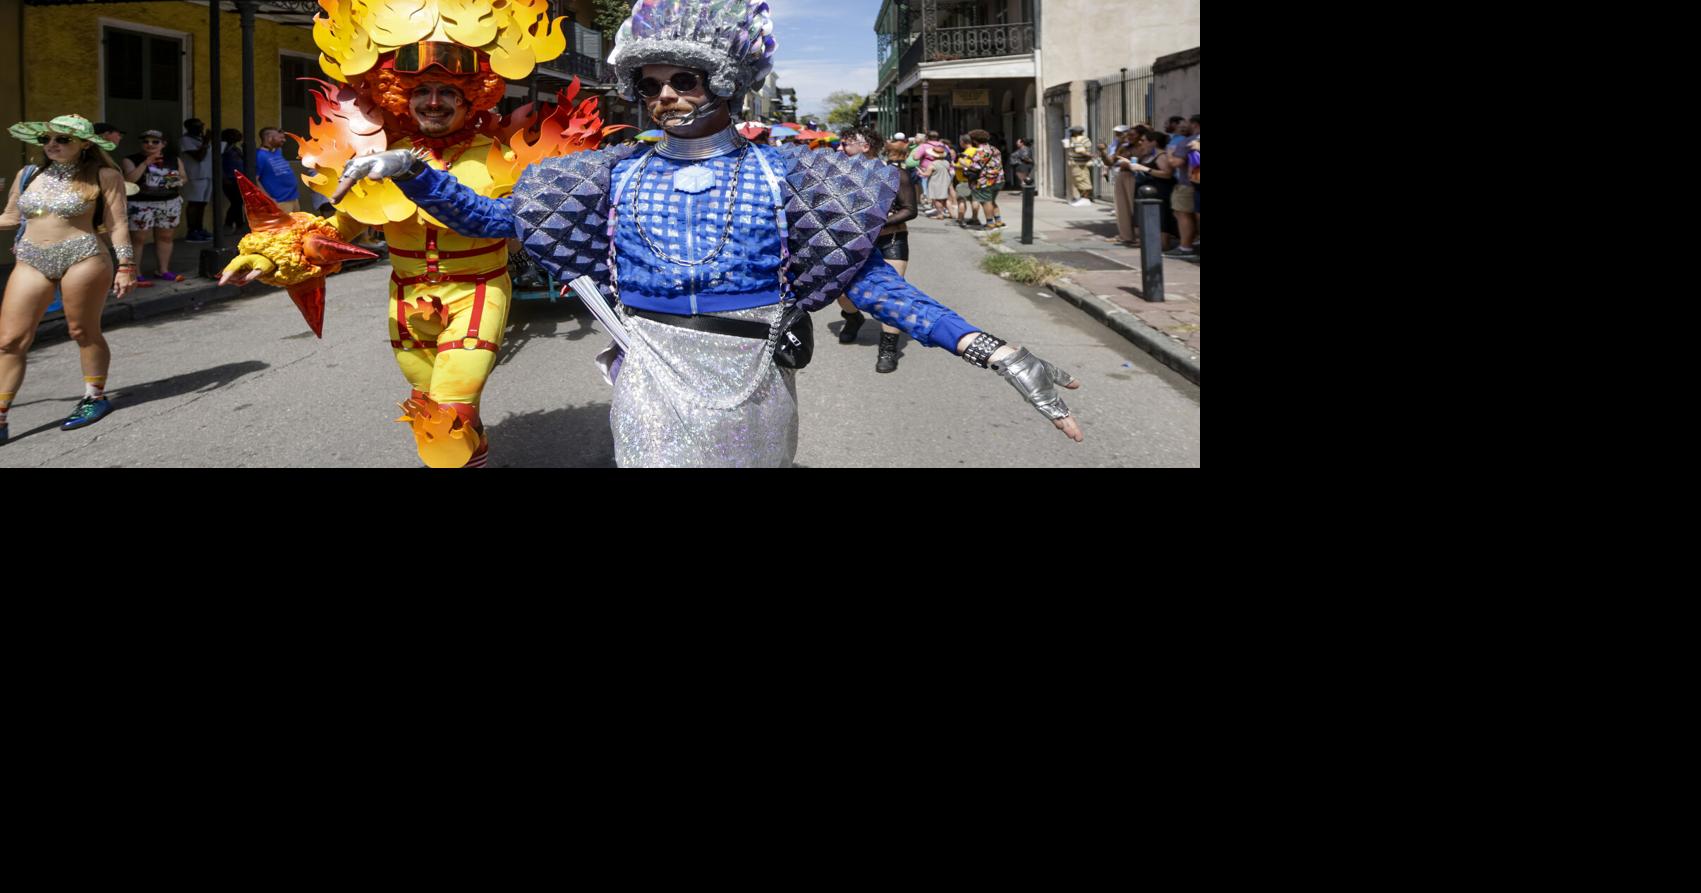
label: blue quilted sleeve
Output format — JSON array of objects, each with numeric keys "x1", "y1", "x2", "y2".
[
  {"x1": 509, "y1": 144, "x2": 638, "y2": 290},
  {"x1": 842, "y1": 254, "x2": 978, "y2": 351},
  {"x1": 394, "y1": 166, "x2": 516, "y2": 238},
  {"x1": 777, "y1": 145, "x2": 898, "y2": 311}
]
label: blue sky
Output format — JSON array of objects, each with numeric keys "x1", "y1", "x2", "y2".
[{"x1": 769, "y1": 0, "x2": 885, "y2": 120}]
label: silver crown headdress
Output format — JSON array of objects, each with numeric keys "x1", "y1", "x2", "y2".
[{"x1": 608, "y1": 0, "x2": 777, "y2": 102}]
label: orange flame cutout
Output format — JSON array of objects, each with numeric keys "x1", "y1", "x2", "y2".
[
  {"x1": 399, "y1": 297, "x2": 452, "y2": 329},
  {"x1": 484, "y1": 78, "x2": 632, "y2": 190},
  {"x1": 293, "y1": 77, "x2": 390, "y2": 177}
]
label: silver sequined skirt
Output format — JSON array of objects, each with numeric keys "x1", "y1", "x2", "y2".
[{"x1": 610, "y1": 302, "x2": 798, "y2": 468}]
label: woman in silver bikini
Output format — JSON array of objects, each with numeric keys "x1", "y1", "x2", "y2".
[{"x1": 0, "y1": 114, "x2": 136, "y2": 443}]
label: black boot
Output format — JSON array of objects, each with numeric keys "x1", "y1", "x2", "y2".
[
  {"x1": 876, "y1": 332, "x2": 900, "y2": 373},
  {"x1": 839, "y1": 311, "x2": 865, "y2": 344}
]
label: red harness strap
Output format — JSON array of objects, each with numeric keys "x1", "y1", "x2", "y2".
[
  {"x1": 387, "y1": 240, "x2": 506, "y2": 260},
  {"x1": 388, "y1": 264, "x2": 509, "y2": 353}
]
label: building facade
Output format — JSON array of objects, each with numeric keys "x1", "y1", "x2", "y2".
[
  {"x1": 870, "y1": 0, "x2": 1199, "y2": 199},
  {"x1": 874, "y1": 0, "x2": 1037, "y2": 149}
]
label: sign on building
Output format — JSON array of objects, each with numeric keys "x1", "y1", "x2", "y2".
[{"x1": 952, "y1": 89, "x2": 990, "y2": 107}]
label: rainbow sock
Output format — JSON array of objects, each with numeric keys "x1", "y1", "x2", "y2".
[
  {"x1": 84, "y1": 377, "x2": 106, "y2": 399},
  {"x1": 0, "y1": 393, "x2": 12, "y2": 426}
]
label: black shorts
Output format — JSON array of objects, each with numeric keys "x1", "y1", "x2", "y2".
[{"x1": 876, "y1": 231, "x2": 909, "y2": 261}]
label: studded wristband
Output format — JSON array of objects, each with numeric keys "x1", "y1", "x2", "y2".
[
  {"x1": 961, "y1": 332, "x2": 1008, "y2": 368},
  {"x1": 391, "y1": 148, "x2": 432, "y2": 182}
]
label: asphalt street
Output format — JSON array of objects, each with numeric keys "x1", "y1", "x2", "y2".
[{"x1": 1, "y1": 220, "x2": 1200, "y2": 467}]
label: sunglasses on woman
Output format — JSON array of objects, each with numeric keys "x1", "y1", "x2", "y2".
[
  {"x1": 37, "y1": 134, "x2": 76, "y2": 146},
  {"x1": 635, "y1": 71, "x2": 702, "y2": 98}
]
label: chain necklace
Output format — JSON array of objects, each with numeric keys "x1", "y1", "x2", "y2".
[{"x1": 628, "y1": 145, "x2": 748, "y2": 268}]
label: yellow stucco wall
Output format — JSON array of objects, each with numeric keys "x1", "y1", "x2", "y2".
[{"x1": 22, "y1": 1, "x2": 319, "y2": 128}]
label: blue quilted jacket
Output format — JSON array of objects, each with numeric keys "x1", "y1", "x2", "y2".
[{"x1": 396, "y1": 142, "x2": 977, "y2": 350}]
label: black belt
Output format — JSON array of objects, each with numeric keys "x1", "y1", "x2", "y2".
[{"x1": 627, "y1": 308, "x2": 771, "y2": 340}]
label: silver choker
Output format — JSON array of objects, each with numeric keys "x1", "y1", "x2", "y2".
[
  {"x1": 48, "y1": 161, "x2": 79, "y2": 177},
  {"x1": 656, "y1": 126, "x2": 743, "y2": 161}
]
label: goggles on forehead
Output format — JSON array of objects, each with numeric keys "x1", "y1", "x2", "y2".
[{"x1": 392, "y1": 42, "x2": 481, "y2": 75}]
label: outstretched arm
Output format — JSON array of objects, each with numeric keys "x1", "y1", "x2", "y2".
[
  {"x1": 843, "y1": 256, "x2": 1083, "y2": 442},
  {"x1": 333, "y1": 149, "x2": 516, "y2": 239}
]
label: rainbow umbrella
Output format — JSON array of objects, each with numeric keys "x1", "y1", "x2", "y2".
[
  {"x1": 779, "y1": 122, "x2": 804, "y2": 130},
  {"x1": 635, "y1": 129, "x2": 664, "y2": 142},
  {"x1": 768, "y1": 125, "x2": 799, "y2": 138}
]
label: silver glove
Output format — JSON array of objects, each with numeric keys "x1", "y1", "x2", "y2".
[
  {"x1": 338, "y1": 148, "x2": 427, "y2": 186},
  {"x1": 992, "y1": 347, "x2": 1076, "y2": 421}
]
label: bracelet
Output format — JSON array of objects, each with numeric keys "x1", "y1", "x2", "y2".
[
  {"x1": 114, "y1": 245, "x2": 135, "y2": 263},
  {"x1": 961, "y1": 332, "x2": 1008, "y2": 368}
]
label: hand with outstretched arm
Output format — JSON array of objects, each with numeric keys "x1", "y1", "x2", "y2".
[
  {"x1": 845, "y1": 257, "x2": 1082, "y2": 442},
  {"x1": 340, "y1": 149, "x2": 1083, "y2": 441}
]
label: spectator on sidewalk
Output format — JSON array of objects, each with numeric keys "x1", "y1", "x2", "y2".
[
  {"x1": 121, "y1": 129, "x2": 189, "y2": 283},
  {"x1": 179, "y1": 117, "x2": 213, "y2": 242},
  {"x1": 1132, "y1": 130, "x2": 1178, "y2": 250},
  {"x1": 255, "y1": 126, "x2": 299, "y2": 213},
  {"x1": 1186, "y1": 115, "x2": 1200, "y2": 245},
  {"x1": 1065, "y1": 124, "x2": 1094, "y2": 206},
  {"x1": 953, "y1": 133, "x2": 980, "y2": 227},
  {"x1": 1099, "y1": 125, "x2": 1139, "y2": 246},
  {"x1": 967, "y1": 129, "x2": 1004, "y2": 229},
  {"x1": 1166, "y1": 115, "x2": 1197, "y2": 258},
  {"x1": 219, "y1": 128, "x2": 246, "y2": 234},
  {"x1": 920, "y1": 131, "x2": 953, "y2": 219},
  {"x1": 1010, "y1": 137, "x2": 1034, "y2": 188}
]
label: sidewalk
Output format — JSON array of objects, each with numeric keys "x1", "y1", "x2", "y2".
[
  {"x1": 971, "y1": 192, "x2": 1199, "y2": 384},
  {"x1": 9, "y1": 245, "x2": 387, "y2": 346}
]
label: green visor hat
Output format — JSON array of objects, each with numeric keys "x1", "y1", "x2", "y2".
[{"x1": 8, "y1": 114, "x2": 117, "y2": 151}]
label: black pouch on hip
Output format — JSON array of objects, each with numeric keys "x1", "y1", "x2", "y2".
[{"x1": 773, "y1": 304, "x2": 814, "y2": 370}]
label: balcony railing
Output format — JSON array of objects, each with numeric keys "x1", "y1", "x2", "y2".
[
  {"x1": 923, "y1": 23, "x2": 1034, "y2": 63},
  {"x1": 560, "y1": 50, "x2": 614, "y2": 86}
]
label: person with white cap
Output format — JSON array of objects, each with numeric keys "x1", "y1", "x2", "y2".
[
  {"x1": 1064, "y1": 124, "x2": 1095, "y2": 206},
  {"x1": 1099, "y1": 124, "x2": 1140, "y2": 245},
  {"x1": 335, "y1": 0, "x2": 1085, "y2": 466}
]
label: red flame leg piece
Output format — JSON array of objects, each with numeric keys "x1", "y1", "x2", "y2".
[{"x1": 286, "y1": 279, "x2": 327, "y2": 338}]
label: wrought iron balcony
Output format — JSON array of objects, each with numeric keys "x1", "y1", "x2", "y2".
[
  {"x1": 560, "y1": 50, "x2": 614, "y2": 86},
  {"x1": 923, "y1": 22, "x2": 1035, "y2": 63}
]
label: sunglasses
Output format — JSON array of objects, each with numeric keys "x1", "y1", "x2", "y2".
[
  {"x1": 635, "y1": 71, "x2": 702, "y2": 98},
  {"x1": 37, "y1": 134, "x2": 76, "y2": 146},
  {"x1": 141, "y1": 138, "x2": 164, "y2": 144}
]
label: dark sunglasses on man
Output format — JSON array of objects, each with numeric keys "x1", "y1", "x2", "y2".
[
  {"x1": 37, "y1": 134, "x2": 76, "y2": 145},
  {"x1": 635, "y1": 71, "x2": 703, "y2": 98}
]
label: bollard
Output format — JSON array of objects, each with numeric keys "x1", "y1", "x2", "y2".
[
  {"x1": 1021, "y1": 183, "x2": 1036, "y2": 245},
  {"x1": 1136, "y1": 184, "x2": 1164, "y2": 302}
]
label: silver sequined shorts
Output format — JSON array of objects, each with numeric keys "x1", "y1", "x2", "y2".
[
  {"x1": 610, "y1": 302, "x2": 798, "y2": 468},
  {"x1": 13, "y1": 233, "x2": 105, "y2": 281}
]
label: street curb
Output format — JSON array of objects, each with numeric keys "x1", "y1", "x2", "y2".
[
  {"x1": 30, "y1": 256, "x2": 387, "y2": 347},
  {"x1": 981, "y1": 238, "x2": 1200, "y2": 386}
]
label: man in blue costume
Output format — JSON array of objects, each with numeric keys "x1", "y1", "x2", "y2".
[{"x1": 334, "y1": 0, "x2": 1082, "y2": 467}]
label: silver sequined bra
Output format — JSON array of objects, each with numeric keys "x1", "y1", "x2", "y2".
[{"x1": 18, "y1": 162, "x2": 97, "y2": 219}]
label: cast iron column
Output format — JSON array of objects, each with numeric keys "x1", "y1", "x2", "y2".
[{"x1": 239, "y1": 0, "x2": 257, "y2": 180}]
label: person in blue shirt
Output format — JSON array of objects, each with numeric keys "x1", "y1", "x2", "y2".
[
  {"x1": 324, "y1": 0, "x2": 1084, "y2": 467},
  {"x1": 255, "y1": 127, "x2": 299, "y2": 213}
]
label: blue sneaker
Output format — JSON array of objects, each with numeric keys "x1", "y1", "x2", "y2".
[
  {"x1": 0, "y1": 423, "x2": 8, "y2": 445},
  {"x1": 61, "y1": 396, "x2": 112, "y2": 430}
]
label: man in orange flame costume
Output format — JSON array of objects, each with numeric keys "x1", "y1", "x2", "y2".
[{"x1": 221, "y1": 0, "x2": 619, "y2": 467}]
